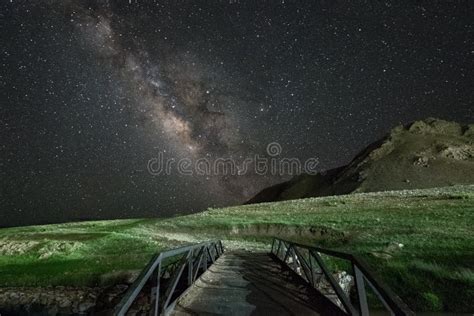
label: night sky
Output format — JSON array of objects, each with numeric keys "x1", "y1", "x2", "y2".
[{"x1": 1, "y1": 1, "x2": 473, "y2": 227}]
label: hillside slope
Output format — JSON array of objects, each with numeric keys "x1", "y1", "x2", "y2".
[
  {"x1": 0, "y1": 185, "x2": 473, "y2": 312},
  {"x1": 247, "y1": 118, "x2": 474, "y2": 203}
]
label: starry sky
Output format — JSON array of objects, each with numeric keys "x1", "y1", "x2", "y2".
[{"x1": 1, "y1": 1, "x2": 473, "y2": 227}]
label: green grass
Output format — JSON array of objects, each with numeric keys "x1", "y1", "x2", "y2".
[{"x1": 1, "y1": 185, "x2": 473, "y2": 312}]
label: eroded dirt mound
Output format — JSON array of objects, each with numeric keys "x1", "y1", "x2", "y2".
[
  {"x1": 0, "y1": 238, "x2": 82, "y2": 259},
  {"x1": 0, "y1": 239, "x2": 40, "y2": 255}
]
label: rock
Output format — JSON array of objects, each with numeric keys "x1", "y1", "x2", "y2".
[
  {"x1": 0, "y1": 240, "x2": 40, "y2": 256},
  {"x1": 413, "y1": 155, "x2": 430, "y2": 167},
  {"x1": 59, "y1": 298, "x2": 71, "y2": 308},
  {"x1": 335, "y1": 271, "x2": 354, "y2": 296},
  {"x1": 438, "y1": 144, "x2": 473, "y2": 161},
  {"x1": 40, "y1": 293, "x2": 49, "y2": 305},
  {"x1": 408, "y1": 121, "x2": 427, "y2": 133},
  {"x1": 78, "y1": 301, "x2": 95, "y2": 312},
  {"x1": 384, "y1": 241, "x2": 405, "y2": 254},
  {"x1": 0, "y1": 287, "x2": 102, "y2": 315},
  {"x1": 426, "y1": 118, "x2": 463, "y2": 135},
  {"x1": 464, "y1": 124, "x2": 474, "y2": 138}
]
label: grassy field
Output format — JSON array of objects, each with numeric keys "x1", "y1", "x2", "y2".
[{"x1": 1, "y1": 185, "x2": 473, "y2": 312}]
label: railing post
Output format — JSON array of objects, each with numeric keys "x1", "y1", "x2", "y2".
[
  {"x1": 291, "y1": 247, "x2": 299, "y2": 271},
  {"x1": 193, "y1": 247, "x2": 205, "y2": 282},
  {"x1": 163, "y1": 251, "x2": 192, "y2": 313},
  {"x1": 152, "y1": 261, "x2": 161, "y2": 316},
  {"x1": 203, "y1": 246, "x2": 208, "y2": 270},
  {"x1": 283, "y1": 243, "x2": 292, "y2": 263},
  {"x1": 207, "y1": 245, "x2": 215, "y2": 263},
  {"x1": 353, "y1": 264, "x2": 369, "y2": 316},
  {"x1": 293, "y1": 247, "x2": 313, "y2": 284},
  {"x1": 150, "y1": 266, "x2": 158, "y2": 316},
  {"x1": 214, "y1": 242, "x2": 220, "y2": 259},
  {"x1": 188, "y1": 249, "x2": 193, "y2": 286}
]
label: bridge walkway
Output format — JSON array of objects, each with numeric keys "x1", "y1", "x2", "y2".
[{"x1": 172, "y1": 250, "x2": 343, "y2": 316}]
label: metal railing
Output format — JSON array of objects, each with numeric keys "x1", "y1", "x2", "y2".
[
  {"x1": 271, "y1": 237, "x2": 413, "y2": 316},
  {"x1": 114, "y1": 240, "x2": 224, "y2": 316}
]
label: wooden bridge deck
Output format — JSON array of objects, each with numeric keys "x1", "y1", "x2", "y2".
[{"x1": 172, "y1": 250, "x2": 343, "y2": 316}]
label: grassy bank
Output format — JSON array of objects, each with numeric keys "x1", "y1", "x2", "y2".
[{"x1": 1, "y1": 185, "x2": 473, "y2": 312}]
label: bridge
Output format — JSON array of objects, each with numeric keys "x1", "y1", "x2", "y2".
[{"x1": 114, "y1": 238, "x2": 413, "y2": 316}]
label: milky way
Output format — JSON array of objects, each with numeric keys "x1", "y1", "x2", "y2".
[
  {"x1": 60, "y1": 1, "x2": 277, "y2": 203},
  {"x1": 69, "y1": 2, "x2": 240, "y2": 156}
]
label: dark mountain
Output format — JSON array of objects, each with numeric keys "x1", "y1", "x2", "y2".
[{"x1": 247, "y1": 118, "x2": 474, "y2": 204}]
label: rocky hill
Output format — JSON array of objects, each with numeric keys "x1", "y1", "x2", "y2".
[{"x1": 247, "y1": 118, "x2": 474, "y2": 203}]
